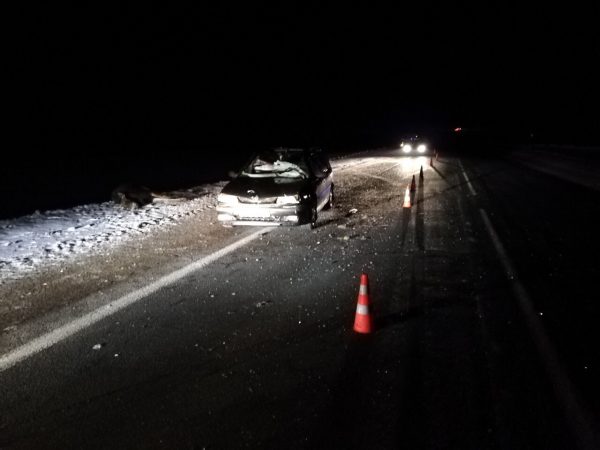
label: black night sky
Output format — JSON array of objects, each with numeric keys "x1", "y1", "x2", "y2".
[{"x1": 6, "y1": 3, "x2": 600, "y2": 217}]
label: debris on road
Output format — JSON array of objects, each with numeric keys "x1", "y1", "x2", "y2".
[{"x1": 255, "y1": 300, "x2": 272, "y2": 308}]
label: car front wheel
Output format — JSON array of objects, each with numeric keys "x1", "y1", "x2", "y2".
[{"x1": 309, "y1": 205, "x2": 318, "y2": 229}]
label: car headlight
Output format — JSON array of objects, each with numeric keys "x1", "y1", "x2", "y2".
[
  {"x1": 417, "y1": 144, "x2": 427, "y2": 153},
  {"x1": 217, "y1": 193, "x2": 238, "y2": 204},
  {"x1": 276, "y1": 194, "x2": 300, "y2": 205},
  {"x1": 402, "y1": 144, "x2": 412, "y2": 153}
]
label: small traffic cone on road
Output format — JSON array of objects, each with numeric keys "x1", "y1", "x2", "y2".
[
  {"x1": 403, "y1": 185, "x2": 411, "y2": 208},
  {"x1": 419, "y1": 165, "x2": 424, "y2": 179},
  {"x1": 410, "y1": 175, "x2": 416, "y2": 192},
  {"x1": 353, "y1": 273, "x2": 373, "y2": 334}
]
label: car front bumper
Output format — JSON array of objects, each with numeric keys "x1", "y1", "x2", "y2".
[{"x1": 216, "y1": 203, "x2": 311, "y2": 226}]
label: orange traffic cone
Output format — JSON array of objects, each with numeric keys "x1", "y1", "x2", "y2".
[
  {"x1": 419, "y1": 165, "x2": 424, "y2": 179},
  {"x1": 353, "y1": 273, "x2": 373, "y2": 334},
  {"x1": 410, "y1": 175, "x2": 416, "y2": 192},
  {"x1": 403, "y1": 185, "x2": 411, "y2": 208}
]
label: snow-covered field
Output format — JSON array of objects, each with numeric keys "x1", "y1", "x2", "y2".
[{"x1": 0, "y1": 183, "x2": 226, "y2": 283}]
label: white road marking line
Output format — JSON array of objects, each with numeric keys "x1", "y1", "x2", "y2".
[
  {"x1": 0, "y1": 228, "x2": 272, "y2": 372},
  {"x1": 458, "y1": 160, "x2": 477, "y2": 195},
  {"x1": 479, "y1": 209, "x2": 598, "y2": 450}
]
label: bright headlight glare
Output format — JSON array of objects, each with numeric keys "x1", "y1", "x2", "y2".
[
  {"x1": 417, "y1": 144, "x2": 426, "y2": 153},
  {"x1": 402, "y1": 144, "x2": 412, "y2": 153},
  {"x1": 217, "y1": 193, "x2": 238, "y2": 204},
  {"x1": 276, "y1": 195, "x2": 300, "y2": 205}
]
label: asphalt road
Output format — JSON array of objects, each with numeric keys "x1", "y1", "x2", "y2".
[{"x1": 1, "y1": 149, "x2": 598, "y2": 449}]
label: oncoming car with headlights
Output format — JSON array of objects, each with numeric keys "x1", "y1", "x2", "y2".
[
  {"x1": 399, "y1": 135, "x2": 431, "y2": 155},
  {"x1": 216, "y1": 148, "x2": 334, "y2": 228}
]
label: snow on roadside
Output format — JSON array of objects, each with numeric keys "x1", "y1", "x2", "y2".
[{"x1": 0, "y1": 182, "x2": 226, "y2": 283}]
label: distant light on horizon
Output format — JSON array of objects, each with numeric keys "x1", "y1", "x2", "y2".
[{"x1": 454, "y1": 127, "x2": 462, "y2": 132}]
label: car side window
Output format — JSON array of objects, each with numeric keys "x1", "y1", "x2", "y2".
[{"x1": 308, "y1": 154, "x2": 331, "y2": 178}]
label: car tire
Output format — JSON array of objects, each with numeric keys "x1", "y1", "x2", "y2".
[
  {"x1": 309, "y1": 205, "x2": 318, "y2": 229},
  {"x1": 324, "y1": 185, "x2": 334, "y2": 210}
]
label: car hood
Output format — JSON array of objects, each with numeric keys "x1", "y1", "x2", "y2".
[{"x1": 221, "y1": 176, "x2": 312, "y2": 199}]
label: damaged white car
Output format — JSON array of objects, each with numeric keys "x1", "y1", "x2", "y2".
[{"x1": 217, "y1": 148, "x2": 334, "y2": 228}]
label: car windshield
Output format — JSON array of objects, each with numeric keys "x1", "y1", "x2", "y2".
[{"x1": 241, "y1": 150, "x2": 309, "y2": 179}]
